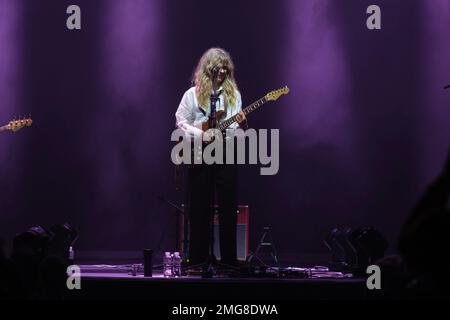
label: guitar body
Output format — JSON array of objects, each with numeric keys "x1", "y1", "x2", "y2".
[{"x1": 201, "y1": 110, "x2": 226, "y2": 131}]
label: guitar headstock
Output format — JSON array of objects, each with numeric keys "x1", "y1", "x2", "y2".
[
  {"x1": 7, "y1": 117, "x2": 33, "y2": 132},
  {"x1": 266, "y1": 86, "x2": 290, "y2": 101}
]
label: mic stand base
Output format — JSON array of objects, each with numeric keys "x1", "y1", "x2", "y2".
[{"x1": 201, "y1": 254, "x2": 218, "y2": 278}]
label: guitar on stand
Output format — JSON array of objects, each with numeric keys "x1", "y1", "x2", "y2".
[{"x1": 0, "y1": 117, "x2": 33, "y2": 134}]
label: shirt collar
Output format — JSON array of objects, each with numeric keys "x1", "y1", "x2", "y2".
[{"x1": 213, "y1": 86, "x2": 223, "y2": 94}]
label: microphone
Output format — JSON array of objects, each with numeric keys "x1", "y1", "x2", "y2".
[
  {"x1": 445, "y1": 84, "x2": 450, "y2": 90},
  {"x1": 211, "y1": 66, "x2": 227, "y2": 76}
]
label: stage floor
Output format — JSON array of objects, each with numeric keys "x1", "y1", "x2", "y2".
[{"x1": 67, "y1": 264, "x2": 369, "y2": 300}]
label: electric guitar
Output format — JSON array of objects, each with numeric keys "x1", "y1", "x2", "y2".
[
  {"x1": 0, "y1": 117, "x2": 33, "y2": 133},
  {"x1": 201, "y1": 86, "x2": 290, "y2": 132},
  {"x1": 181, "y1": 86, "x2": 290, "y2": 166}
]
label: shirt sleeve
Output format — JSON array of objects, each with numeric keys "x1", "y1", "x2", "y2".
[{"x1": 175, "y1": 89, "x2": 204, "y2": 139}]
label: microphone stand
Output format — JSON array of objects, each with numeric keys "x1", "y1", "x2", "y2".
[
  {"x1": 202, "y1": 68, "x2": 221, "y2": 278},
  {"x1": 155, "y1": 195, "x2": 186, "y2": 258}
]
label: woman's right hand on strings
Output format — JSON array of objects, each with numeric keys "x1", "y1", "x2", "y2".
[{"x1": 202, "y1": 130, "x2": 214, "y2": 143}]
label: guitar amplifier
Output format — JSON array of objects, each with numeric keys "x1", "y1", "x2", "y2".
[{"x1": 178, "y1": 205, "x2": 249, "y2": 261}]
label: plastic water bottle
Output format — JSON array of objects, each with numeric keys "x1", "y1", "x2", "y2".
[
  {"x1": 173, "y1": 252, "x2": 182, "y2": 277},
  {"x1": 68, "y1": 246, "x2": 75, "y2": 265},
  {"x1": 163, "y1": 252, "x2": 173, "y2": 277}
]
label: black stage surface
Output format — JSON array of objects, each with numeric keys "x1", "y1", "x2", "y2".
[{"x1": 68, "y1": 265, "x2": 368, "y2": 300}]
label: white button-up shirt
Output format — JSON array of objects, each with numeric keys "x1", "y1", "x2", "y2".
[{"x1": 175, "y1": 86, "x2": 242, "y2": 138}]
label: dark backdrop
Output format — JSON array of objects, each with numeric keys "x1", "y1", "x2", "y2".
[{"x1": 1, "y1": 0, "x2": 449, "y2": 263}]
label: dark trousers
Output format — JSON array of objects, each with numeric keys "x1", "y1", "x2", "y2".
[{"x1": 187, "y1": 163, "x2": 237, "y2": 265}]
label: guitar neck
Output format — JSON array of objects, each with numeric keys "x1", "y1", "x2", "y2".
[
  {"x1": 0, "y1": 126, "x2": 8, "y2": 133},
  {"x1": 218, "y1": 96, "x2": 268, "y2": 131}
]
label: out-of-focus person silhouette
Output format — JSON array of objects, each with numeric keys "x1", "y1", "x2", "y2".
[{"x1": 397, "y1": 149, "x2": 450, "y2": 297}]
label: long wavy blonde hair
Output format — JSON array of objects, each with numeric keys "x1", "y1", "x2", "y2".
[{"x1": 192, "y1": 48, "x2": 239, "y2": 110}]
